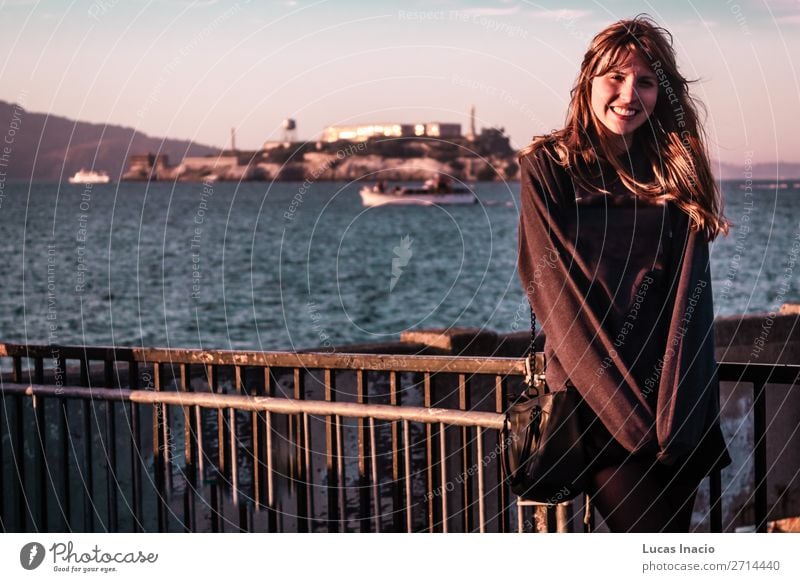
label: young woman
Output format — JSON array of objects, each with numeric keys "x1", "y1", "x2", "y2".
[{"x1": 517, "y1": 15, "x2": 732, "y2": 532}]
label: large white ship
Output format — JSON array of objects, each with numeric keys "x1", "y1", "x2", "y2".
[
  {"x1": 359, "y1": 178, "x2": 476, "y2": 207},
  {"x1": 68, "y1": 169, "x2": 111, "y2": 184}
]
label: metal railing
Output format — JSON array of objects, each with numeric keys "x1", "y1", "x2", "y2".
[
  {"x1": 0, "y1": 343, "x2": 797, "y2": 533},
  {"x1": 716, "y1": 362, "x2": 800, "y2": 532}
]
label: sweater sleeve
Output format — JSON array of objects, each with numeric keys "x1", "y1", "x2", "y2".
[
  {"x1": 654, "y1": 212, "x2": 721, "y2": 465},
  {"x1": 516, "y1": 147, "x2": 658, "y2": 456}
]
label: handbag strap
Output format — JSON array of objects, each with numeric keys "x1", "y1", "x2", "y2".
[{"x1": 528, "y1": 306, "x2": 536, "y2": 358}]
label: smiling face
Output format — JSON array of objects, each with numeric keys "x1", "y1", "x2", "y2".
[{"x1": 590, "y1": 50, "x2": 658, "y2": 139}]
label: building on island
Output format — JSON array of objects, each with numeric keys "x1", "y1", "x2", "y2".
[{"x1": 321, "y1": 122, "x2": 462, "y2": 142}]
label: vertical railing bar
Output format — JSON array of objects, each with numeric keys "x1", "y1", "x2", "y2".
[
  {"x1": 263, "y1": 367, "x2": 276, "y2": 531},
  {"x1": 33, "y1": 389, "x2": 48, "y2": 532},
  {"x1": 458, "y1": 373, "x2": 473, "y2": 532},
  {"x1": 229, "y1": 407, "x2": 239, "y2": 507},
  {"x1": 79, "y1": 354, "x2": 89, "y2": 385},
  {"x1": 195, "y1": 406, "x2": 205, "y2": 484},
  {"x1": 251, "y1": 382, "x2": 262, "y2": 514},
  {"x1": 104, "y1": 358, "x2": 118, "y2": 533},
  {"x1": 293, "y1": 368, "x2": 309, "y2": 532},
  {"x1": 35, "y1": 357, "x2": 47, "y2": 531},
  {"x1": 128, "y1": 361, "x2": 142, "y2": 532},
  {"x1": 233, "y1": 365, "x2": 248, "y2": 532},
  {"x1": 335, "y1": 414, "x2": 346, "y2": 530},
  {"x1": 356, "y1": 369, "x2": 370, "y2": 532},
  {"x1": 389, "y1": 371, "x2": 403, "y2": 532},
  {"x1": 130, "y1": 399, "x2": 143, "y2": 533},
  {"x1": 583, "y1": 494, "x2": 594, "y2": 533},
  {"x1": 556, "y1": 503, "x2": 568, "y2": 533},
  {"x1": 439, "y1": 421, "x2": 448, "y2": 533},
  {"x1": 753, "y1": 376, "x2": 768, "y2": 533},
  {"x1": 494, "y1": 375, "x2": 509, "y2": 532},
  {"x1": 105, "y1": 397, "x2": 118, "y2": 533},
  {"x1": 103, "y1": 358, "x2": 114, "y2": 387},
  {"x1": 153, "y1": 363, "x2": 167, "y2": 532},
  {"x1": 210, "y1": 476, "x2": 219, "y2": 533},
  {"x1": 303, "y1": 411, "x2": 312, "y2": 531},
  {"x1": 12, "y1": 355, "x2": 23, "y2": 382},
  {"x1": 323, "y1": 369, "x2": 339, "y2": 532},
  {"x1": 423, "y1": 371, "x2": 435, "y2": 532},
  {"x1": 0, "y1": 392, "x2": 5, "y2": 531},
  {"x1": 79, "y1": 354, "x2": 96, "y2": 528},
  {"x1": 477, "y1": 426, "x2": 486, "y2": 533},
  {"x1": 80, "y1": 355, "x2": 94, "y2": 532},
  {"x1": 58, "y1": 355, "x2": 71, "y2": 531},
  {"x1": 35, "y1": 356, "x2": 45, "y2": 384},
  {"x1": 403, "y1": 419, "x2": 412, "y2": 533},
  {"x1": 13, "y1": 374, "x2": 26, "y2": 530},
  {"x1": 369, "y1": 416, "x2": 380, "y2": 533},
  {"x1": 164, "y1": 366, "x2": 175, "y2": 495},
  {"x1": 264, "y1": 408, "x2": 274, "y2": 523},
  {"x1": 179, "y1": 363, "x2": 196, "y2": 533},
  {"x1": 208, "y1": 364, "x2": 223, "y2": 533},
  {"x1": 709, "y1": 470, "x2": 722, "y2": 532},
  {"x1": 31, "y1": 356, "x2": 47, "y2": 531},
  {"x1": 211, "y1": 366, "x2": 224, "y2": 479}
]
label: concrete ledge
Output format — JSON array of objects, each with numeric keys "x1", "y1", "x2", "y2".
[{"x1": 399, "y1": 327, "x2": 499, "y2": 356}]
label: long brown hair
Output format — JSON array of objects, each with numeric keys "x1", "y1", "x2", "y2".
[{"x1": 520, "y1": 14, "x2": 730, "y2": 242}]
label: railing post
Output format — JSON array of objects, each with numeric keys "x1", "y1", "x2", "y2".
[
  {"x1": 357, "y1": 369, "x2": 371, "y2": 532},
  {"x1": 263, "y1": 367, "x2": 277, "y2": 532},
  {"x1": 324, "y1": 368, "x2": 340, "y2": 532},
  {"x1": 495, "y1": 375, "x2": 510, "y2": 533},
  {"x1": 104, "y1": 358, "x2": 118, "y2": 533},
  {"x1": 79, "y1": 354, "x2": 95, "y2": 532},
  {"x1": 293, "y1": 367, "x2": 309, "y2": 532},
  {"x1": 389, "y1": 371, "x2": 404, "y2": 532},
  {"x1": 153, "y1": 363, "x2": 167, "y2": 532},
  {"x1": 180, "y1": 363, "x2": 196, "y2": 533},
  {"x1": 12, "y1": 356, "x2": 27, "y2": 531},
  {"x1": 129, "y1": 361, "x2": 142, "y2": 532},
  {"x1": 753, "y1": 375, "x2": 767, "y2": 533},
  {"x1": 423, "y1": 372, "x2": 440, "y2": 532},
  {"x1": 709, "y1": 471, "x2": 722, "y2": 532}
]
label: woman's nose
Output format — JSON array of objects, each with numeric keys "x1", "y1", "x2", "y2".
[{"x1": 618, "y1": 79, "x2": 638, "y2": 104}]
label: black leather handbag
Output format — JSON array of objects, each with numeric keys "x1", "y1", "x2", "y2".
[{"x1": 501, "y1": 306, "x2": 589, "y2": 503}]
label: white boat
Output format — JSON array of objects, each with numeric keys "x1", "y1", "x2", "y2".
[
  {"x1": 68, "y1": 169, "x2": 111, "y2": 184},
  {"x1": 359, "y1": 183, "x2": 477, "y2": 207}
]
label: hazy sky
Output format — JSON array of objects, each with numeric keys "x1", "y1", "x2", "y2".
[{"x1": 1, "y1": 0, "x2": 798, "y2": 165}]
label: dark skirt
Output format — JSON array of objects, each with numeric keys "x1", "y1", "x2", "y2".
[{"x1": 575, "y1": 394, "x2": 731, "y2": 483}]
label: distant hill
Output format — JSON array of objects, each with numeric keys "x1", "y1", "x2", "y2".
[
  {"x1": 0, "y1": 101, "x2": 219, "y2": 181},
  {"x1": 716, "y1": 160, "x2": 800, "y2": 181}
]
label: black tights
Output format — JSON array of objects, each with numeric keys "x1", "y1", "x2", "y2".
[{"x1": 588, "y1": 456, "x2": 703, "y2": 533}]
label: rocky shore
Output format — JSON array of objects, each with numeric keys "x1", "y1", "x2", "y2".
[{"x1": 122, "y1": 131, "x2": 520, "y2": 183}]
